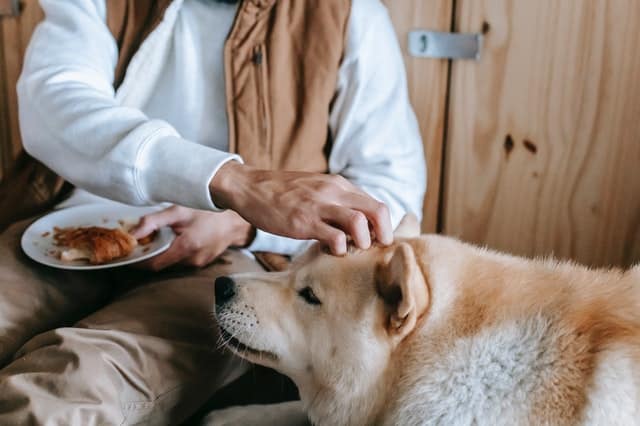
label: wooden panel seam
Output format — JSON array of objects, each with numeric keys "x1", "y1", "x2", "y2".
[{"x1": 436, "y1": 0, "x2": 457, "y2": 233}]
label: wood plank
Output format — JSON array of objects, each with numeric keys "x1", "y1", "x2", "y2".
[
  {"x1": 0, "y1": 27, "x2": 8, "y2": 180},
  {"x1": 382, "y1": 0, "x2": 453, "y2": 233},
  {"x1": 0, "y1": 0, "x2": 43, "y2": 177},
  {"x1": 444, "y1": 0, "x2": 640, "y2": 267}
]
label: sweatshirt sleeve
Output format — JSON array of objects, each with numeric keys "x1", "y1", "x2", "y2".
[
  {"x1": 17, "y1": 0, "x2": 240, "y2": 211},
  {"x1": 328, "y1": 0, "x2": 426, "y2": 227},
  {"x1": 248, "y1": 0, "x2": 426, "y2": 255}
]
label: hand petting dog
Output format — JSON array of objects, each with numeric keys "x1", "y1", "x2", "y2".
[{"x1": 209, "y1": 161, "x2": 393, "y2": 256}]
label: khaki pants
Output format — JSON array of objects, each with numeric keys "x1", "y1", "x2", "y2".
[{"x1": 0, "y1": 219, "x2": 262, "y2": 425}]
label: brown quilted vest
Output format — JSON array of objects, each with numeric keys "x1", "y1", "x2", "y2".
[{"x1": 0, "y1": 0, "x2": 351, "y2": 243}]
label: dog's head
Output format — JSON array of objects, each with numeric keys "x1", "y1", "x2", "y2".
[{"x1": 214, "y1": 215, "x2": 429, "y2": 403}]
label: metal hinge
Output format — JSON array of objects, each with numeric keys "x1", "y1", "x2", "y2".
[
  {"x1": 0, "y1": 0, "x2": 20, "y2": 17},
  {"x1": 409, "y1": 30, "x2": 483, "y2": 60}
]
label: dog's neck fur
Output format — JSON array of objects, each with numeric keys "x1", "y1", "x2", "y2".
[{"x1": 298, "y1": 369, "x2": 393, "y2": 426}]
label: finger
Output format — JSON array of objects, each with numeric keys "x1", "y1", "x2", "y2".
[
  {"x1": 320, "y1": 205, "x2": 371, "y2": 250},
  {"x1": 142, "y1": 237, "x2": 190, "y2": 271},
  {"x1": 340, "y1": 193, "x2": 393, "y2": 246},
  {"x1": 313, "y1": 222, "x2": 348, "y2": 256},
  {"x1": 131, "y1": 206, "x2": 188, "y2": 239}
]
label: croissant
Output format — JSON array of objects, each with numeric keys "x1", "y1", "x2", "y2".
[{"x1": 54, "y1": 226, "x2": 138, "y2": 264}]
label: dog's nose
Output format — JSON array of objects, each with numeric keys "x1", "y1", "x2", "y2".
[{"x1": 215, "y1": 276, "x2": 236, "y2": 305}]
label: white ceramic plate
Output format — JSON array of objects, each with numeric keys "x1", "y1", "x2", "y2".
[{"x1": 21, "y1": 204, "x2": 175, "y2": 270}]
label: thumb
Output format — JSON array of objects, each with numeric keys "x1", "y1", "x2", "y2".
[{"x1": 130, "y1": 206, "x2": 187, "y2": 239}]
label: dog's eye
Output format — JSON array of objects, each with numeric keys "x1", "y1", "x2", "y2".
[{"x1": 298, "y1": 287, "x2": 321, "y2": 305}]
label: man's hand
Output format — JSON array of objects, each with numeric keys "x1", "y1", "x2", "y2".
[
  {"x1": 131, "y1": 206, "x2": 253, "y2": 271},
  {"x1": 209, "y1": 162, "x2": 393, "y2": 256}
]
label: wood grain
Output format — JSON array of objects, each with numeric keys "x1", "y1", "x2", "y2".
[
  {"x1": 444, "y1": 0, "x2": 640, "y2": 267},
  {"x1": 0, "y1": 27, "x2": 8, "y2": 180},
  {"x1": 0, "y1": 0, "x2": 43, "y2": 178},
  {"x1": 382, "y1": 0, "x2": 453, "y2": 233}
]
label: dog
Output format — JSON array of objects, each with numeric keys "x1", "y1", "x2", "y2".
[{"x1": 211, "y1": 214, "x2": 640, "y2": 425}]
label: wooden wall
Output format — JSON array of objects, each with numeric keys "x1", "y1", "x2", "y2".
[
  {"x1": 0, "y1": 0, "x2": 43, "y2": 179},
  {"x1": 444, "y1": 0, "x2": 640, "y2": 267}
]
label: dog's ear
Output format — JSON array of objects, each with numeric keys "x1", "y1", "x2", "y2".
[
  {"x1": 377, "y1": 242, "x2": 428, "y2": 343},
  {"x1": 393, "y1": 214, "x2": 421, "y2": 239}
]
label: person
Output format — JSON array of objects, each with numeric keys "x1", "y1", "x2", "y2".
[{"x1": 0, "y1": 0, "x2": 425, "y2": 423}]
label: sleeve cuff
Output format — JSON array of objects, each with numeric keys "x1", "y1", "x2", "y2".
[
  {"x1": 247, "y1": 229, "x2": 314, "y2": 256},
  {"x1": 136, "y1": 135, "x2": 243, "y2": 211}
]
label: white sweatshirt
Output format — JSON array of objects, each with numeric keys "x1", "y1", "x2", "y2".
[{"x1": 18, "y1": 0, "x2": 426, "y2": 255}]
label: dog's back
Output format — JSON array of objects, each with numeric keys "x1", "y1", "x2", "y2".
[{"x1": 385, "y1": 236, "x2": 640, "y2": 425}]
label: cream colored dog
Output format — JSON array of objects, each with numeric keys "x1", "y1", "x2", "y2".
[{"x1": 211, "y1": 215, "x2": 640, "y2": 425}]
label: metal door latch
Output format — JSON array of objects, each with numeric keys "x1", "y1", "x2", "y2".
[
  {"x1": 0, "y1": 0, "x2": 20, "y2": 17},
  {"x1": 409, "y1": 30, "x2": 483, "y2": 60}
]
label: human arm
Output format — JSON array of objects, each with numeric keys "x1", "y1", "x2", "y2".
[{"x1": 17, "y1": 0, "x2": 239, "y2": 211}]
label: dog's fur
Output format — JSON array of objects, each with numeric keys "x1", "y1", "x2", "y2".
[{"x1": 214, "y1": 215, "x2": 640, "y2": 425}]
